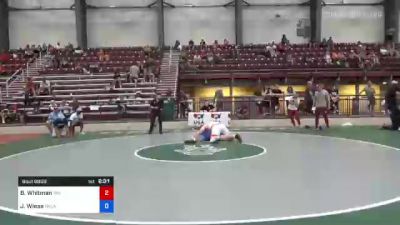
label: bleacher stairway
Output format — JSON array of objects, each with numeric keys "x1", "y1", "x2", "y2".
[
  {"x1": 157, "y1": 50, "x2": 180, "y2": 96},
  {"x1": 3, "y1": 58, "x2": 46, "y2": 102}
]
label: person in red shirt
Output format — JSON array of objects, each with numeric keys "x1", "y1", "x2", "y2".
[{"x1": 24, "y1": 77, "x2": 36, "y2": 106}]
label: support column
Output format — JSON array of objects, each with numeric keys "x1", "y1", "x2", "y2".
[
  {"x1": 384, "y1": 0, "x2": 399, "y2": 42},
  {"x1": 235, "y1": 0, "x2": 243, "y2": 45},
  {"x1": 75, "y1": 0, "x2": 87, "y2": 49},
  {"x1": 0, "y1": 0, "x2": 9, "y2": 50},
  {"x1": 310, "y1": 0, "x2": 322, "y2": 43},
  {"x1": 157, "y1": 0, "x2": 165, "y2": 48}
]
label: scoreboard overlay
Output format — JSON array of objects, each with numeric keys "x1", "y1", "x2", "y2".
[{"x1": 18, "y1": 176, "x2": 114, "y2": 214}]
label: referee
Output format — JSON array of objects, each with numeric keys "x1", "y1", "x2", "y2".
[{"x1": 148, "y1": 94, "x2": 163, "y2": 134}]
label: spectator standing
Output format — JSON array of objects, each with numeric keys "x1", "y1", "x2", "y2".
[
  {"x1": 270, "y1": 84, "x2": 283, "y2": 114},
  {"x1": 214, "y1": 89, "x2": 224, "y2": 111},
  {"x1": 200, "y1": 100, "x2": 215, "y2": 112},
  {"x1": 359, "y1": 80, "x2": 376, "y2": 116},
  {"x1": 112, "y1": 71, "x2": 122, "y2": 89},
  {"x1": 281, "y1": 34, "x2": 290, "y2": 45},
  {"x1": 24, "y1": 77, "x2": 36, "y2": 106},
  {"x1": 223, "y1": 39, "x2": 229, "y2": 46},
  {"x1": 148, "y1": 94, "x2": 163, "y2": 134},
  {"x1": 287, "y1": 94, "x2": 301, "y2": 127},
  {"x1": 304, "y1": 81, "x2": 314, "y2": 114},
  {"x1": 200, "y1": 39, "x2": 206, "y2": 46},
  {"x1": 173, "y1": 40, "x2": 181, "y2": 51},
  {"x1": 188, "y1": 40, "x2": 194, "y2": 50},
  {"x1": 129, "y1": 64, "x2": 140, "y2": 87},
  {"x1": 383, "y1": 81, "x2": 400, "y2": 130},
  {"x1": 330, "y1": 85, "x2": 340, "y2": 114},
  {"x1": 327, "y1": 37, "x2": 334, "y2": 49},
  {"x1": 313, "y1": 84, "x2": 330, "y2": 129}
]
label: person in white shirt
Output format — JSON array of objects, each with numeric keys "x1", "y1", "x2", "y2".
[
  {"x1": 68, "y1": 108, "x2": 84, "y2": 137},
  {"x1": 287, "y1": 94, "x2": 301, "y2": 127}
]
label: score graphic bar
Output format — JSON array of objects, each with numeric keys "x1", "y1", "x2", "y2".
[{"x1": 18, "y1": 176, "x2": 114, "y2": 214}]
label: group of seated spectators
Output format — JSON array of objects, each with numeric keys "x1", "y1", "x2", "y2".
[
  {"x1": 178, "y1": 35, "x2": 400, "y2": 72},
  {"x1": 45, "y1": 99, "x2": 84, "y2": 138}
]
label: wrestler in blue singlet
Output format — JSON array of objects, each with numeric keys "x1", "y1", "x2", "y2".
[{"x1": 199, "y1": 127, "x2": 212, "y2": 141}]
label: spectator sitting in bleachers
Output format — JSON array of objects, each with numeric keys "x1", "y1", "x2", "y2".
[
  {"x1": 325, "y1": 51, "x2": 332, "y2": 64},
  {"x1": 39, "y1": 78, "x2": 50, "y2": 95},
  {"x1": 213, "y1": 40, "x2": 219, "y2": 50},
  {"x1": 1, "y1": 104, "x2": 18, "y2": 124},
  {"x1": 75, "y1": 63, "x2": 91, "y2": 75},
  {"x1": 321, "y1": 38, "x2": 327, "y2": 48},
  {"x1": 286, "y1": 53, "x2": 294, "y2": 65},
  {"x1": 55, "y1": 42, "x2": 62, "y2": 50},
  {"x1": 49, "y1": 100, "x2": 57, "y2": 111},
  {"x1": 193, "y1": 53, "x2": 202, "y2": 64},
  {"x1": 24, "y1": 44, "x2": 34, "y2": 58},
  {"x1": 206, "y1": 52, "x2": 214, "y2": 64},
  {"x1": 97, "y1": 49, "x2": 109, "y2": 61}
]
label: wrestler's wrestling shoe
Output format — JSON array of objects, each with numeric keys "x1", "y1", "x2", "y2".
[{"x1": 235, "y1": 134, "x2": 242, "y2": 143}]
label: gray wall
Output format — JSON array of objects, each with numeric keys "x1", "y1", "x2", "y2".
[
  {"x1": 87, "y1": 9, "x2": 158, "y2": 47},
  {"x1": 243, "y1": 6, "x2": 310, "y2": 44},
  {"x1": 6, "y1": 0, "x2": 389, "y2": 48},
  {"x1": 321, "y1": 6, "x2": 384, "y2": 42},
  {"x1": 9, "y1": 10, "x2": 77, "y2": 49},
  {"x1": 165, "y1": 7, "x2": 235, "y2": 46}
]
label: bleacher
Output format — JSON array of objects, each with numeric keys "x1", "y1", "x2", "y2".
[
  {"x1": 0, "y1": 47, "x2": 163, "y2": 123},
  {"x1": 42, "y1": 47, "x2": 161, "y2": 74},
  {"x1": 180, "y1": 43, "x2": 400, "y2": 74},
  {"x1": 12, "y1": 72, "x2": 158, "y2": 122}
]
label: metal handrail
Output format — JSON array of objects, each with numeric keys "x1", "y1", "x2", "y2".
[
  {"x1": 5, "y1": 68, "x2": 23, "y2": 97},
  {"x1": 168, "y1": 47, "x2": 172, "y2": 74}
]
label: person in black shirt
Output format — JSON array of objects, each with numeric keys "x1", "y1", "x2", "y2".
[
  {"x1": 148, "y1": 94, "x2": 163, "y2": 134},
  {"x1": 383, "y1": 81, "x2": 400, "y2": 130},
  {"x1": 200, "y1": 100, "x2": 215, "y2": 112}
]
